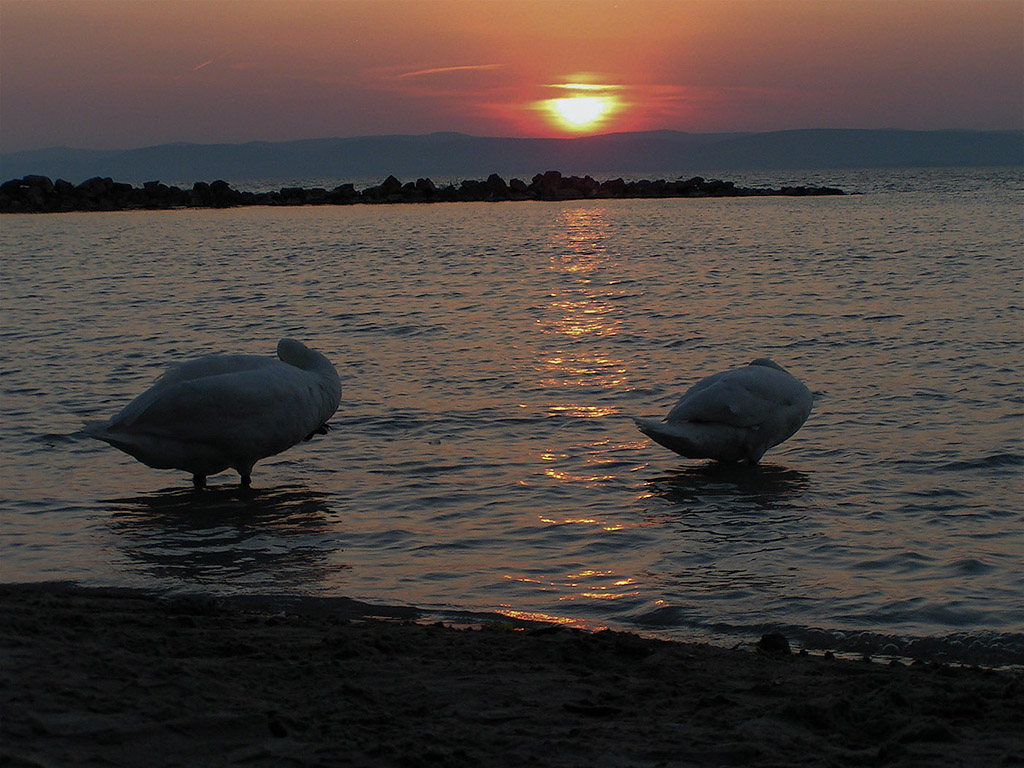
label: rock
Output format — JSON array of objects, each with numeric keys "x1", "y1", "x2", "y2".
[
  {"x1": 380, "y1": 175, "x2": 403, "y2": 195},
  {"x1": 76, "y1": 176, "x2": 113, "y2": 197},
  {"x1": 484, "y1": 173, "x2": 509, "y2": 199},
  {"x1": 209, "y1": 179, "x2": 239, "y2": 207},
  {"x1": 329, "y1": 183, "x2": 357, "y2": 203},
  {"x1": 458, "y1": 179, "x2": 487, "y2": 201},
  {"x1": 756, "y1": 632, "x2": 791, "y2": 656},
  {"x1": 599, "y1": 177, "x2": 627, "y2": 197},
  {"x1": 23, "y1": 175, "x2": 55, "y2": 195},
  {"x1": 530, "y1": 170, "x2": 563, "y2": 199}
]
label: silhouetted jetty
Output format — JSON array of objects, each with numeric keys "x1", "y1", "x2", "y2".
[{"x1": 0, "y1": 171, "x2": 844, "y2": 213}]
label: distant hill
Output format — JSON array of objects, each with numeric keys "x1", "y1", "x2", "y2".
[{"x1": 2, "y1": 129, "x2": 1020, "y2": 185}]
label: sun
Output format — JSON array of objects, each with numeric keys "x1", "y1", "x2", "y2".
[
  {"x1": 537, "y1": 79, "x2": 623, "y2": 134},
  {"x1": 548, "y1": 95, "x2": 614, "y2": 130}
]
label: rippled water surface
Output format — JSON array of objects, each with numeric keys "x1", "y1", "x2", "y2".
[{"x1": 2, "y1": 167, "x2": 1022, "y2": 664}]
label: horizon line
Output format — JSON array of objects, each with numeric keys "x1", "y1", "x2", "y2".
[{"x1": 4, "y1": 126, "x2": 1022, "y2": 156}]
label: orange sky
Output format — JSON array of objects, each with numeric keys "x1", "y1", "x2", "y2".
[{"x1": 1, "y1": 0, "x2": 1021, "y2": 152}]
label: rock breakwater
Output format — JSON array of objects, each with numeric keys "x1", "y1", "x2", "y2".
[{"x1": 0, "y1": 170, "x2": 844, "y2": 213}]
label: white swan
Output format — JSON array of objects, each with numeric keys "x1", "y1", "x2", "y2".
[
  {"x1": 635, "y1": 358, "x2": 812, "y2": 464},
  {"x1": 87, "y1": 339, "x2": 342, "y2": 487}
]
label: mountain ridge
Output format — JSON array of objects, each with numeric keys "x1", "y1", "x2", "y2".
[{"x1": 2, "y1": 129, "x2": 1020, "y2": 185}]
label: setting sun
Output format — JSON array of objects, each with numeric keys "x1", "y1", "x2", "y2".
[
  {"x1": 549, "y1": 96, "x2": 613, "y2": 129},
  {"x1": 537, "y1": 80, "x2": 623, "y2": 134}
]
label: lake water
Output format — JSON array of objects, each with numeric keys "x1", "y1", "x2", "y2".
[{"x1": 2, "y1": 166, "x2": 1022, "y2": 665}]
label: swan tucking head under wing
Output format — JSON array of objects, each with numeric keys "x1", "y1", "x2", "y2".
[
  {"x1": 86, "y1": 339, "x2": 342, "y2": 487},
  {"x1": 634, "y1": 358, "x2": 812, "y2": 464}
]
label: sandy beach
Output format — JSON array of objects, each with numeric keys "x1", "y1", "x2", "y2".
[{"x1": 2, "y1": 583, "x2": 1021, "y2": 767}]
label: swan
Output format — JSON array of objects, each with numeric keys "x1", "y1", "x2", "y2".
[
  {"x1": 635, "y1": 358, "x2": 812, "y2": 464},
  {"x1": 87, "y1": 339, "x2": 342, "y2": 487}
]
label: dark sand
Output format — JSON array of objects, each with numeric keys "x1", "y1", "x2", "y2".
[{"x1": 2, "y1": 584, "x2": 1021, "y2": 767}]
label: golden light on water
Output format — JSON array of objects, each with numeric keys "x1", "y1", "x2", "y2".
[
  {"x1": 526, "y1": 203, "x2": 652, "y2": 603},
  {"x1": 546, "y1": 404, "x2": 618, "y2": 418},
  {"x1": 543, "y1": 466, "x2": 616, "y2": 484},
  {"x1": 547, "y1": 299, "x2": 619, "y2": 338},
  {"x1": 495, "y1": 608, "x2": 581, "y2": 626},
  {"x1": 538, "y1": 206, "x2": 630, "y2": 416},
  {"x1": 538, "y1": 515, "x2": 600, "y2": 525},
  {"x1": 575, "y1": 590, "x2": 637, "y2": 601},
  {"x1": 503, "y1": 570, "x2": 641, "y2": 611},
  {"x1": 560, "y1": 571, "x2": 640, "y2": 602}
]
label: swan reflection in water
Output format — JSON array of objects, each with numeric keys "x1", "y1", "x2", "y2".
[
  {"x1": 643, "y1": 462, "x2": 811, "y2": 510},
  {"x1": 634, "y1": 463, "x2": 816, "y2": 622},
  {"x1": 105, "y1": 484, "x2": 346, "y2": 590}
]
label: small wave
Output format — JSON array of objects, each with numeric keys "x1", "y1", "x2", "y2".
[
  {"x1": 851, "y1": 551, "x2": 936, "y2": 573},
  {"x1": 944, "y1": 557, "x2": 995, "y2": 576},
  {"x1": 910, "y1": 389, "x2": 951, "y2": 401},
  {"x1": 34, "y1": 431, "x2": 85, "y2": 445},
  {"x1": 905, "y1": 487, "x2": 970, "y2": 499},
  {"x1": 787, "y1": 627, "x2": 1024, "y2": 667},
  {"x1": 935, "y1": 453, "x2": 1024, "y2": 472},
  {"x1": 628, "y1": 607, "x2": 1024, "y2": 666},
  {"x1": 895, "y1": 452, "x2": 1024, "y2": 474}
]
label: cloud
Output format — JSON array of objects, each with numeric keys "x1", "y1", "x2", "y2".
[
  {"x1": 395, "y1": 64, "x2": 503, "y2": 79},
  {"x1": 364, "y1": 63, "x2": 511, "y2": 105}
]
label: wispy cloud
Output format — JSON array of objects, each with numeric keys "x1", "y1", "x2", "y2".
[
  {"x1": 171, "y1": 57, "x2": 221, "y2": 82},
  {"x1": 395, "y1": 64, "x2": 503, "y2": 79}
]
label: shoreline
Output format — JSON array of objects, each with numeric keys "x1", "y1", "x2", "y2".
[
  {"x1": 3, "y1": 582, "x2": 1021, "y2": 766},
  {"x1": 0, "y1": 170, "x2": 844, "y2": 213}
]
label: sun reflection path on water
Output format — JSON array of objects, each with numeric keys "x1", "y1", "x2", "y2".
[
  {"x1": 519, "y1": 206, "x2": 662, "y2": 621},
  {"x1": 530, "y1": 196, "x2": 662, "y2": 615},
  {"x1": 537, "y1": 206, "x2": 634, "y2": 415},
  {"x1": 502, "y1": 569, "x2": 642, "y2": 615}
]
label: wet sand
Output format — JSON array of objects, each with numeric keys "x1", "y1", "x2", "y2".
[{"x1": 2, "y1": 583, "x2": 1021, "y2": 767}]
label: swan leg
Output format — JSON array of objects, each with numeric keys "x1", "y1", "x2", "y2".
[{"x1": 192, "y1": 474, "x2": 206, "y2": 489}]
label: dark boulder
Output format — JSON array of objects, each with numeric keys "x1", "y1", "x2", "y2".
[
  {"x1": 484, "y1": 173, "x2": 509, "y2": 200},
  {"x1": 23, "y1": 175, "x2": 56, "y2": 195},
  {"x1": 458, "y1": 178, "x2": 487, "y2": 201},
  {"x1": 329, "y1": 183, "x2": 358, "y2": 203},
  {"x1": 530, "y1": 170, "x2": 563, "y2": 199},
  {"x1": 380, "y1": 175, "x2": 403, "y2": 195},
  {"x1": 599, "y1": 177, "x2": 627, "y2": 197},
  {"x1": 76, "y1": 176, "x2": 114, "y2": 198},
  {"x1": 757, "y1": 632, "x2": 791, "y2": 656}
]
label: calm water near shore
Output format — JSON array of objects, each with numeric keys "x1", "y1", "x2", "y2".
[{"x1": 2, "y1": 166, "x2": 1021, "y2": 664}]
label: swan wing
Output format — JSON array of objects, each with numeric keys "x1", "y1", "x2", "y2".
[
  {"x1": 110, "y1": 363, "x2": 327, "y2": 451},
  {"x1": 111, "y1": 354, "x2": 276, "y2": 426},
  {"x1": 635, "y1": 416, "x2": 751, "y2": 462},
  {"x1": 666, "y1": 368, "x2": 779, "y2": 427},
  {"x1": 154, "y1": 354, "x2": 276, "y2": 387}
]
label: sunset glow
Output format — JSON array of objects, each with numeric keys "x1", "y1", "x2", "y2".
[
  {"x1": 549, "y1": 96, "x2": 612, "y2": 130},
  {"x1": 536, "y1": 82, "x2": 622, "y2": 135},
  {"x1": 0, "y1": 0, "x2": 1020, "y2": 151},
  {"x1": 539, "y1": 81, "x2": 624, "y2": 133}
]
